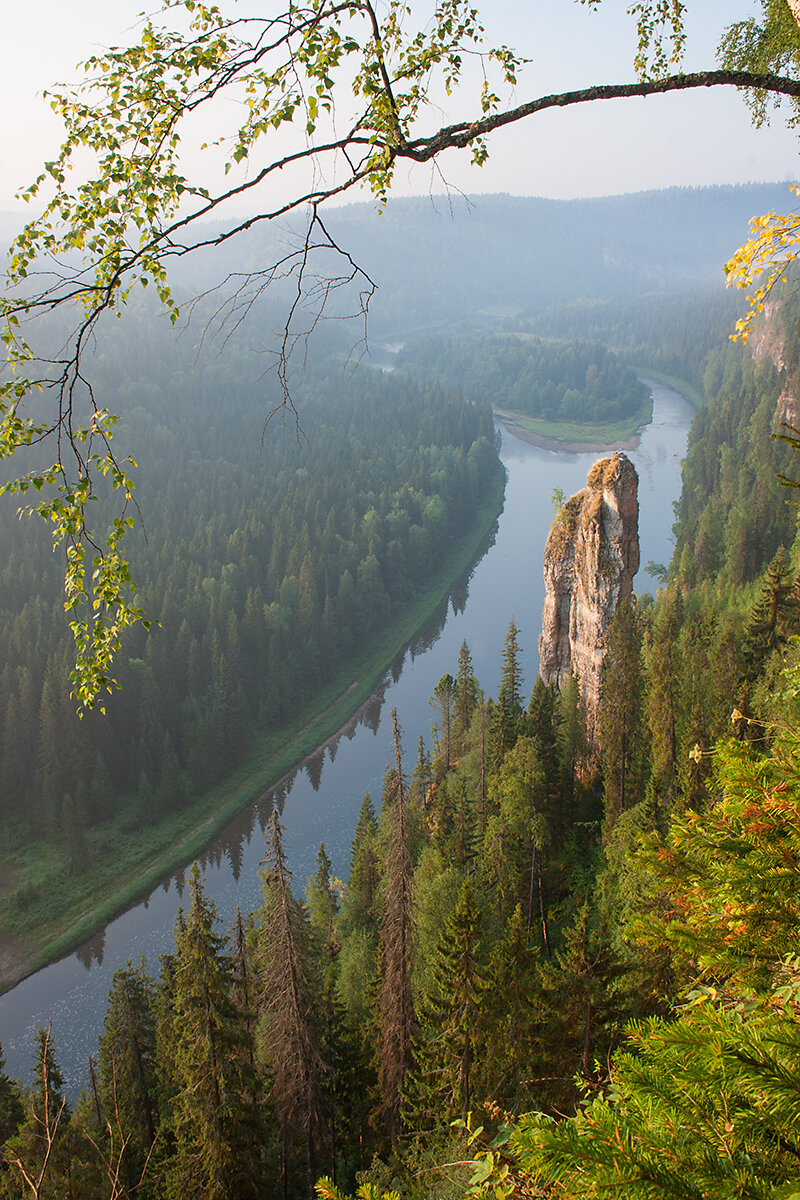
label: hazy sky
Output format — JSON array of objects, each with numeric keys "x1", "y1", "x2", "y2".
[{"x1": 0, "y1": 0, "x2": 798, "y2": 213}]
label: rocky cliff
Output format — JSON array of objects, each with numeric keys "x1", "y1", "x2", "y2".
[
  {"x1": 538, "y1": 451, "x2": 639, "y2": 747},
  {"x1": 750, "y1": 300, "x2": 800, "y2": 428}
]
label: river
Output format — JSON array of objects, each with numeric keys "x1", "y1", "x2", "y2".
[{"x1": 0, "y1": 379, "x2": 694, "y2": 1090}]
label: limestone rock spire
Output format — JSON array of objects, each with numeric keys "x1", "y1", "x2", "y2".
[{"x1": 538, "y1": 451, "x2": 639, "y2": 747}]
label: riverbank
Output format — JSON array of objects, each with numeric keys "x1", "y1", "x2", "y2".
[
  {"x1": 493, "y1": 400, "x2": 652, "y2": 453},
  {"x1": 0, "y1": 472, "x2": 504, "y2": 995}
]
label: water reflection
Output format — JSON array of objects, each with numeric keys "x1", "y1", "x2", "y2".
[{"x1": 75, "y1": 931, "x2": 105, "y2": 973}]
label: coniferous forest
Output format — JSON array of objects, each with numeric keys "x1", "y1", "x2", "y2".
[
  {"x1": 6, "y1": 0, "x2": 800, "y2": 1187},
  {"x1": 3, "y1": 253, "x2": 800, "y2": 1198},
  {"x1": 0, "y1": 297, "x2": 504, "y2": 958}
]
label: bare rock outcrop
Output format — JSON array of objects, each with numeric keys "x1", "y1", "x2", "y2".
[
  {"x1": 750, "y1": 300, "x2": 800, "y2": 427},
  {"x1": 538, "y1": 451, "x2": 639, "y2": 747}
]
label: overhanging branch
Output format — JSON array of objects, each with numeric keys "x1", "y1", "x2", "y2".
[{"x1": 403, "y1": 70, "x2": 800, "y2": 159}]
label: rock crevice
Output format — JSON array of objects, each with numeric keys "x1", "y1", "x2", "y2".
[{"x1": 538, "y1": 451, "x2": 639, "y2": 746}]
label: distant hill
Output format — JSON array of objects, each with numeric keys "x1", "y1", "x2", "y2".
[{"x1": 0, "y1": 182, "x2": 793, "y2": 338}]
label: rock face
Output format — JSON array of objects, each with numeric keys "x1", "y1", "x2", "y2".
[
  {"x1": 538, "y1": 451, "x2": 639, "y2": 747},
  {"x1": 750, "y1": 300, "x2": 800, "y2": 427}
]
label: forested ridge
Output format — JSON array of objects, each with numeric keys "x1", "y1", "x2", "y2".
[
  {"x1": 4, "y1": 281, "x2": 800, "y2": 1197},
  {"x1": 0, "y1": 300, "x2": 503, "y2": 964}
]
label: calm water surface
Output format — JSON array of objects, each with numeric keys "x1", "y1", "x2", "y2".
[{"x1": 0, "y1": 380, "x2": 693, "y2": 1089}]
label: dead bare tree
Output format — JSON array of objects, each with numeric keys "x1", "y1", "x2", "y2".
[{"x1": 2, "y1": 1026, "x2": 66, "y2": 1200}]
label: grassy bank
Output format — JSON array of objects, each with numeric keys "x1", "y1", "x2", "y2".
[
  {"x1": 0, "y1": 472, "x2": 505, "y2": 993},
  {"x1": 494, "y1": 391, "x2": 653, "y2": 450}
]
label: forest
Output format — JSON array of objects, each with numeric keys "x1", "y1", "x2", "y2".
[
  {"x1": 3, "y1": 256, "x2": 800, "y2": 1197},
  {"x1": 397, "y1": 334, "x2": 651, "y2": 426},
  {"x1": 0, "y1": 296, "x2": 504, "y2": 966},
  {"x1": 5, "y1": 0, "x2": 800, "y2": 1187}
]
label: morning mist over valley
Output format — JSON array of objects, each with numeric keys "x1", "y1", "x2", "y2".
[{"x1": 1, "y1": 3, "x2": 800, "y2": 1198}]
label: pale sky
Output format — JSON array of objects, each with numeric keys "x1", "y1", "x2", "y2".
[{"x1": 0, "y1": 0, "x2": 798, "y2": 215}]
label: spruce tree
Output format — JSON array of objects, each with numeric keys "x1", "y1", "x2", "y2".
[
  {"x1": 347, "y1": 794, "x2": 379, "y2": 922},
  {"x1": 482, "y1": 906, "x2": 538, "y2": 1111},
  {"x1": 0, "y1": 1042, "x2": 23, "y2": 1148},
  {"x1": 404, "y1": 879, "x2": 486, "y2": 1130},
  {"x1": 454, "y1": 640, "x2": 478, "y2": 756},
  {"x1": 160, "y1": 864, "x2": 262, "y2": 1200},
  {"x1": 496, "y1": 620, "x2": 524, "y2": 755},
  {"x1": 410, "y1": 737, "x2": 432, "y2": 809},
  {"x1": 528, "y1": 678, "x2": 563, "y2": 851},
  {"x1": 97, "y1": 962, "x2": 159, "y2": 1195},
  {"x1": 430, "y1": 674, "x2": 456, "y2": 780},
  {"x1": 376, "y1": 710, "x2": 415, "y2": 1145},
  {"x1": 742, "y1": 545, "x2": 796, "y2": 684},
  {"x1": 600, "y1": 600, "x2": 646, "y2": 838},
  {"x1": 645, "y1": 585, "x2": 684, "y2": 812},
  {"x1": 307, "y1": 844, "x2": 339, "y2": 973},
  {"x1": 256, "y1": 812, "x2": 323, "y2": 1198}
]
